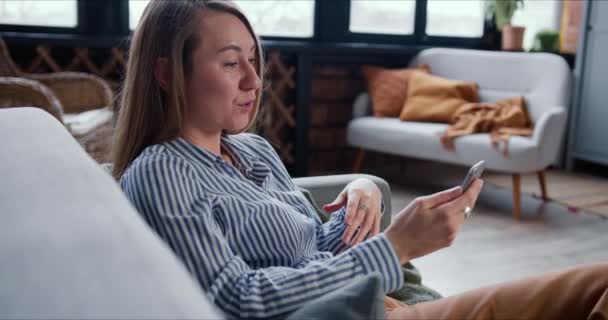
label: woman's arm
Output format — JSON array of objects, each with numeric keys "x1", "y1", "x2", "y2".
[{"x1": 121, "y1": 153, "x2": 404, "y2": 319}]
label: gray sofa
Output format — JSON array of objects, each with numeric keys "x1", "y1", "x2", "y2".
[
  {"x1": 348, "y1": 48, "x2": 572, "y2": 218},
  {"x1": 0, "y1": 107, "x2": 391, "y2": 319}
]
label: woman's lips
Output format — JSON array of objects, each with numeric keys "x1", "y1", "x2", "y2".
[{"x1": 237, "y1": 101, "x2": 254, "y2": 113}]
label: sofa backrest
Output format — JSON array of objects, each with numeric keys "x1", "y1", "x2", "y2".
[
  {"x1": 409, "y1": 48, "x2": 572, "y2": 122},
  {"x1": 0, "y1": 107, "x2": 223, "y2": 319}
]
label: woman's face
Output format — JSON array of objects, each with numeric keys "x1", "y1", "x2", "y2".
[{"x1": 183, "y1": 11, "x2": 260, "y2": 135}]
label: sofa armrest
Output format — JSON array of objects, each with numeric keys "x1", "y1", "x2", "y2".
[
  {"x1": 293, "y1": 174, "x2": 392, "y2": 230},
  {"x1": 0, "y1": 107, "x2": 221, "y2": 319},
  {"x1": 352, "y1": 92, "x2": 373, "y2": 118},
  {"x1": 531, "y1": 107, "x2": 567, "y2": 167}
]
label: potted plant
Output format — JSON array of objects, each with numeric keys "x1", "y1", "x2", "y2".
[
  {"x1": 486, "y1": 0, "x2": 525, "y2": 51},
  {"x1": 530, "y1": 29, "x2": 560, "y2": 52}
]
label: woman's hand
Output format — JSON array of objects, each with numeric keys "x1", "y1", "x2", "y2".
[
  {"x1": 322, "y1": 178, "x2": 382, "y2": 246},
  {"x1": 385, "y1": 179, "x2": 484, "y2": 264}
]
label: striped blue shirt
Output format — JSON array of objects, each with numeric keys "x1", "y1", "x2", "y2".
[{"x1": 120, "y1": 133, "x2": 403, "y2": 319}]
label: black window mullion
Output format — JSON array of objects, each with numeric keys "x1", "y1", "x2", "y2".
[
  {"x1": 80, "y1": 0, "x2": 128, "y2": 37},
  {"x1": 76, "y1": 0, "x2": 86, "y2": 35},
  {"x1": 118, "y1": 0, "x2": 130, "y2": 36},
  {"x1": 414, "y1": 0, "x2": 428, "y2": 43},
  {"x1": 315, "y1": 0, "x2": 350, "y2": 42},
  {"x1": 312, "y1": 0, "x2": 323, "y2": 41}
]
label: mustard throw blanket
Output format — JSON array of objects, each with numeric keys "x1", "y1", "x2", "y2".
[{"x1": 440, "y1": 96, "x2": 533, "y2": 156}]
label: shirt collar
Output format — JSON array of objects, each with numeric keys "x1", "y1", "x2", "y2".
[
  {"x1": 165, "y1": 135, "x2": 267, "y2": 181},
  {"x1": 221, "y1": 134, "x2": 259, "y2": 174},
  {"x1": 164, "y1": 137, "x2": 218, "y2": 168}
]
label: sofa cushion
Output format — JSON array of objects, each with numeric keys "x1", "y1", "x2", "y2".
[
  {"x1": 362, "y1": 64, "x2": 430, "y2": 118},
  {"x1": 347, "y1": 117, "x2": 541, "y2": 173},
  {"x1": 0, "y1": 107, "x2": 223, "y2": 319},
  {"x1": 400, "y1": 71, "x2": 479, "y2": 122}
]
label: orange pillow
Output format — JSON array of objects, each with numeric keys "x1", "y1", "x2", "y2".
[
  {"x1": 362, "y1": 64, "x2": 431, "y2": 117},
  {"x1": 400, "y1": 71, "x2": 479, "y2": 123}
]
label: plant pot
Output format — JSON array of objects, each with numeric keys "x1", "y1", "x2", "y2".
[{"x1": 502, "y1": 25, "x2": 526, "y2": 51}]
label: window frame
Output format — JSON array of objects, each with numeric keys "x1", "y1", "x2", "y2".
[
  {"x1": 0, "y1": 0, "x2": 488, "y2": 49},
  {"x1": 0, "y1": 0, "x2": 83, "y2": 33},
  {"x1": 326, "y1": 0, "x2": 486, "y2": 48},
  {"x1": 424, "y1": 0, "x2": 487, "y2": 43},
  {"x1": 125, "y1": 0, "x2": 318, "y2": 40},
  {"x1": 231, "y1": 0, "x2": 317, "y2": 41},
  {"x1": 344, "y1": 0, "x2": 420, "y2": 43},
  {"x1": 0, "y1": 0, "x2": 130, "y2": 37}
]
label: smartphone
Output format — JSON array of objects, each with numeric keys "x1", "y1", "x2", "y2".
[{"x1": 461, "y1": 160, "x2": 486, "y2": 191}]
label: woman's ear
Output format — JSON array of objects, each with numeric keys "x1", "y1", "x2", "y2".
[{"x1": 154, "y1": 57, "x2": 170, "y2": 91}]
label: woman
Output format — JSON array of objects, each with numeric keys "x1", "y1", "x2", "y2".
[{"x1": 114, "y1": 1, "x2": 608, "y2": 319}]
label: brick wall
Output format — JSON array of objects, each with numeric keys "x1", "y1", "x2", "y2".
[
  {"x1": 308, "y1": 64, "x2": 361, "y2": 175},
  {"x1": 308, "y1": 64, "x2": 402, "y2": 176}
]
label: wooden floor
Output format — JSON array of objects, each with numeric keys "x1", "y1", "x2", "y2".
[{"x1": 379, "y1": 163, "x2": 608, "y2": 297}]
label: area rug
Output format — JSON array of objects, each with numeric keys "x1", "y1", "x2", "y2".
[{"x1": 484, "y1": 170, "x2": 608, "y2": 219}]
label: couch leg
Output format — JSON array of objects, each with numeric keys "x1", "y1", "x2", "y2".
[
  {"x1": 537, "y1": 171, "x2": 548, "y2": 201},
  {"x1": 352, "y1": 149, "x2": 366, "y2": 173},
  {"x1": 512, "y1": 174, "x2": 522, "y2": 219}
]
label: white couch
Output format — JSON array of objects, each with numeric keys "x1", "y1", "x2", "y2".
[
  {"x1": 348, "y1": 48, "x2": 572, "y2": 218},
  {"x1": 0, "y1": 107, "x2": 393, "y2": 319}
]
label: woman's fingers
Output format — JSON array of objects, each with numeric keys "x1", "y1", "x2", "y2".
[
  {"x1": 441, "y1": 179, "x2": 484, "y2": 217},
  {"x1": 322, "y1": 190, "x2": 347, "y2": 213},
  {"x1": 342, "y1": 194, "x2": 362, "y2": 243},
  {"x1": 372, "y1": 207, "x2": 381, "y2": 236},
  {"x1": 344, "y1": 193, "x2": 362, "y2": 225},
  {"x1": 467, "y1": 179, "x2": 484, "y2": 205},
  {"x1": 417, "y1": 186, "x2": 463, "y2": 210},
  {"x1": 350, "y1": 207, "x2": 375, "y2": 245}
]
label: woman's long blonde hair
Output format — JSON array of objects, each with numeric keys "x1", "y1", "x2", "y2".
[{"x1": 111, "y1": 0, "x2": 264, "y2": 179}]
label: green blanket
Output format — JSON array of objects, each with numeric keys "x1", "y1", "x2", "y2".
[
  {"x1": 388, "y1": 262, "x2": 443, "y2": 305},
  {"x1": 300, "y1": 188, "x2": 443, "y2": 305}
]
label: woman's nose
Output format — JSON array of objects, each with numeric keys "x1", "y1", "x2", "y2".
[{"x1": 241, "y1": 62, "x2": 260, "y2": 91}]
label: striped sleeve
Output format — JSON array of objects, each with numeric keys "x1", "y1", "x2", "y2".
[
  {"x1": 121, "y1": 153, "x2": 403, "y2": 319},
  {"x1": 316, "y1": 207, "x2": 349, "y2": 254}
]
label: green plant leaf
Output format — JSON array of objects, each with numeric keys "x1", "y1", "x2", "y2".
[{"x1": 487, "y1": 0, "x2": 524, "y2": 30}]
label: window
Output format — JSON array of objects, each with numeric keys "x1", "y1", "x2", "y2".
[
  {"x1": 426, "y1": 0, "x2": 484, "y2": 38},
  {"x1": 512, "y1": 0, "x2": 561, "y2": 50},
  {"x1": 349, "y1": 0, "x2": 416, "y2": 35},
  {"x1": 129, "y1": 0, "x2": 149, "y2": 30},
  {"x1": 129, "y1": 0, "x2": 315, "y2": 38},
  {"x1": 0, "y1": 0, "x2": 77, "y2": 28},
  {"x1": 234, "y1": 0, "x2": 314, "y2": 38}
]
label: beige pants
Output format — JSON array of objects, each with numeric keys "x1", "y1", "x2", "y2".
[{"x1": 385, "y1": 263, "x2": 608, "y2": 320}]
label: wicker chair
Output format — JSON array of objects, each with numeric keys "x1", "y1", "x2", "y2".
[{"x1": 0, "y1": 37, "x2": 114, "y2": 162}]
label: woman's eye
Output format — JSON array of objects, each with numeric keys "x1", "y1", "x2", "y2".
[
  {"x1": 248, "y1": 58, "x2": 257, "y2": 65},
  {"x1": 224, "y1": 62, "x2": 238, "y2": 68}
]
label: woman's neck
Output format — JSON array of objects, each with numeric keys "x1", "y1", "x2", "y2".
[{"x1": 181, "y1": 128, "x2": 222, "y2": 157}]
